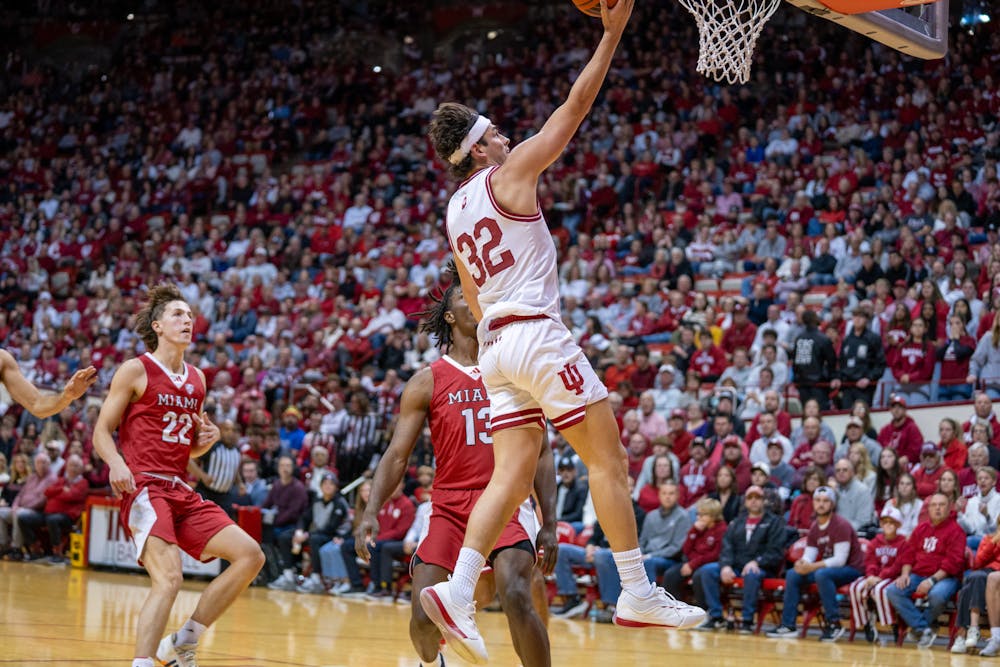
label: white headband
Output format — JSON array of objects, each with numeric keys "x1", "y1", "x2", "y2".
[{"x1": 447, "y1": 115, "x2": 491, "y2": 165}]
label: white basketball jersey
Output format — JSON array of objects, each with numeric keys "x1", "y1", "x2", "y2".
[{"x1": 446, "y1": 166, "x2": 560, "y2": 332}]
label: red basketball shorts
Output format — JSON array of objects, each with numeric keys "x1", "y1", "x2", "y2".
[
  {"x1": 119, "y1": 476, "x2": 233, "y2": 564},
  {"x1": 415, "y1": 488, "x2": 539, "y2": 572}
]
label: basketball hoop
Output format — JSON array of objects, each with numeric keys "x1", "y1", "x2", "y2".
[{"x1": 676, "y1": 0, "x2": 783, "y2": 85}]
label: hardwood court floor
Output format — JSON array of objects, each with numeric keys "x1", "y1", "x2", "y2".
[{"x1": 0, "y1": 561, "x2": 973, "y2": 666}]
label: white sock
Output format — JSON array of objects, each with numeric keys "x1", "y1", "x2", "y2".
[
  {"x1": 452, "y1": 547, "x2": 487, "y2": 606},
  {"x1": 175, "y1": 618, "x2": 207, "y2": 646},
  {"x1": 310, "y1": 572, "x2": 321, "y2": 583},
  {"x1": 613, "y1": 548, "x2": 654, "y2": 598},
  {"x1": 283, "y1": 568, "x2": 295, "y2": 578},
  {"x1": 132, "y1": 659, "x2": 154, "y2": 667},
  {"x1": 992, "y1": 627, "x2": 1000, "y2": 639}
]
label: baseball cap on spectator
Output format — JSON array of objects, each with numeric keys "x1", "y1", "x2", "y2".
[
  {"x1": 283, "y1": 406, "x2": 302, "y2": 419},
  {"x1": 588, "y1": 334, "x2": 611, "y2": 351},
  {"x1": 723, "y1": 435, "x2": 742, "y2": 449},
  {"x1": 670, "y1": 408, "x2": 686, "y2": 420},
  {"x1": 879, "y1": 505, "x2": 903, "y2": 525},
  {"x1": 557, "y1": 457, "x2": 576, "y2": 470},
  {"x1": 321, "y1": 472, "x2": 339, "y2": 486},
  {"x1": 254, "y1": 247, "x2": 268, "y2": 257},
  {"x1": 766, "y1": 439, "x2": 784, "y2": 450},
  {"x1": 813, "y1": 486, "x2": 838, "y2": 503},
  {"x1": 846, "y1": 416, "x2": 864, "y2": 429},
  {"x1": 893, "y1": 280, "x2": 907, "y2": 289},
  {"x1": 744, "y1": 485, "x2": 765, "y2": 498},
  {"x1": 889, "y1": 394, "x2": 907, "y2": 408},
  {"x1": 659, "y1": 364, "x2": 676, "y2": 375},
  {"x1": 751, "y1": 461, "x2": 770, "y2": 476},
  {"x1": 39, "y1": 291, "x2": 52, "y2": 301},
  {"x1": 733, "y1": 302, "x2": 746, "y2": 313},
  {"x1": 689, "y1": 438, "x2": 706, "y2": 450},
  {"x1": 921, "y1": 442, "x2": 940, "y2": 457}
]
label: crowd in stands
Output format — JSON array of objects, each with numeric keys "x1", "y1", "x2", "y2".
[{"x1": 1, "y1": 0, "x2": 1000, "y2": 651}]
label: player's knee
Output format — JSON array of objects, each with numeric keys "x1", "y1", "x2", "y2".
[
  {"x1": 499, "y1": 580, "x2": 535, "y2": 618},
  {"x1": 153, "y1": 569, "x2": 185, "y2": 595},
  {"x1": 246, "y1": 542, "x2": 266, "y2": 573}
]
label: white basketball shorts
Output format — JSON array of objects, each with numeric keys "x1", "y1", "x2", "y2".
[{"x1": 478, "y1": 314, "x2": 608, "y2": 433}]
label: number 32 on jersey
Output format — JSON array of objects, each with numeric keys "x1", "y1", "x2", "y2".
[{"x1": 455, "y1": 217, "x2": 514, "y2": 287}]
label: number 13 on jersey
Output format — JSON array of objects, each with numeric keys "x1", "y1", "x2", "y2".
[{"x1": 460, "y1": 406, "x2": 492, "y2": 446}]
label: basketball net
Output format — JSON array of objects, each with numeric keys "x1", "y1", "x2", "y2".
[{"x1": 676, "y1": 0, "x2": 783, "y2": 84}]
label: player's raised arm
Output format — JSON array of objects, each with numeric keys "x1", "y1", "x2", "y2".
[
  {"x1": 495, "y1": 0, "x2": 634, "y2": 192},
  {"x1": 0, "y1": 349, "x2": 97, "y2": 419},
  {"x1": 356, "y1": 367, "x2": 434, "y2": 561},
  {"x1": 93, "y1": 359, "x2": 144, "y2": 497}
]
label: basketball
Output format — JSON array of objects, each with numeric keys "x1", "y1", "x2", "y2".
[{"x1": 572, "y1": 0, "x2": 617, "y2": 18}]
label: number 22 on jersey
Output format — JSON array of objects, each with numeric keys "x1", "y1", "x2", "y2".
[
  {"x1": 162, "y1": 411, "x2": 193, "y2": 446},
  {"x1": 455, "y1": 217, "x2": 514, "y2": 287}
]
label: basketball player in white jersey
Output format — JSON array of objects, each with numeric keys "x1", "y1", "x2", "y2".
[
  {"x1": 0, "y1": 348, "x2": 96, "y2": 417},
  {"x1": 419, "y1": 0, "x2": 704, "y2": 663}
]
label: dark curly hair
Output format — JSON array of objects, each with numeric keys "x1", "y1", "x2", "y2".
[{"x1": 418, "y1": 261, "x2": 460, "y2": 350}]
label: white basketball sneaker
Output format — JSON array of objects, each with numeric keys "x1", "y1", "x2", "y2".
[
  {"x1": 419, "y1": 581, "x2": 488, "y2": 665},
  {"x1": 613, "y1": 587, "x2": 707, "y2": 629},
  {"x1": 156, "y1": 634, "x2": 198, "y2": 667}
]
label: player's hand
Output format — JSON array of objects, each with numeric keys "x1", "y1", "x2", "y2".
[
  {"x1": 192, "y1": 413, "x2": 220, "y2": 448},
  {"x1": 62, "y1": 366, "x2": 97, "y2": 401},
  {"x1": 355, "y1": 511, "x2": 380, "y2": 562},
  {"x1": 109, "y1": 460, "x2": 136, "y2": 497},
  {"x1": 536, "y1": 524, "x2": 559, "y2": 576},
  {"x1": 601, "y1": 0, "x2": 634, "y2": 36}
]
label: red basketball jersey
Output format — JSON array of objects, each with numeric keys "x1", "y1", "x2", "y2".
[
  {"x1": 428, "y1": 355, "x2": 494, "y2": 490},
  {"x1": 119, "y1": 352, "x2": 206, "y2": 477}
]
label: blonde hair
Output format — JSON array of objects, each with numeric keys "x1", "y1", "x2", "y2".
[
  {"x1": 695, "y1": 497, "x2": 724, "y2": 522},
  {"x1": 849, "y1": 442, "x2": 875, "y2": 480}
]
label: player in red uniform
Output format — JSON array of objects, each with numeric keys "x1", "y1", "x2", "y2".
[
  {"x1": 357, "y1": 277, "x2": 557, "y2": 667},
  {"x1": 93, "y1": 285, "x2": 264, "y2": 667}
]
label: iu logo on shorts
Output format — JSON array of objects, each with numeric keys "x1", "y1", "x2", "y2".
[{"x1": 557, "y1": 362, "x2": 585, "y2": 396}]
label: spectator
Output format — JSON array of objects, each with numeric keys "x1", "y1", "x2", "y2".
[
  {"x1": 911, "y1": 444, "x2": 946, "y2": 500},
  {"x1": 693, "y1": 485, "x2": 786, "y2": 633},
  {"x1": 291, "y1": 473, "x2": 352, "y2": 594},
  {"x1": 678, "y1": 439, "x2": 714, "y2": 507},
  {"x1": 354, "y1": 480, "x2": 415, "y2": 599},
  {"x1": 887, "y1": 473, "x2": 923, "y2": 538},
  {"x1": 638, "y1": 481, "x2": 691, "y2": 585},
  {"x1": 235, "y1": 459, "x2": 269, "y2": 507},
  {"x1": 18, "y1": 453, "x2": 87, "y2": 564},
  {"x1": 789, "y1": 400, "x2": 836, "y2": 447},
  {"x1": 847, "y1": 443, "x2": 878, "y2": 499},
  {"x1": 633, "y1": 439, "x2": 681, "y2": 505},
  {"x1": 556, "y1": 457, "x2": 589, "y2": 530},
  {"x1": 650, "y1": 365, "x2": 683, "y2": 414},
  {"x1": 664, "y1": 410, "x2": 693, "y2": 466},
  {"x1": 938, "y1": 418, "x2": 967, "y2": 472},
  {"x1": 789, "y1": 466, "x2": 823, "y2": 534},
  {"x1": 847, "y1": 505, "x2": 907, "y2": 644},
  {"x1": 708, "y1": 466, "x2": 742, "y2": 524},
  {"x1": 302, "y1": 446, "x2": 335, "y2": 498},
  {"x1": 318, "y1": 480, "x2": 371, "y2": 596},
  {"x1": 837, "y1": 307, "x2": 885, "y2": 409},
  {"x1": 767, "y1": 486, "x2": 864, "y2": 642},
  {"x1": 717, "y1": 437, "x2": 752, "y2": 494},
  {"x1": 877, "y1": 395, "x2": 924, "y2": 468},
  {"x1": 958, "y1": 466, "x2": 1000, "y2": 543},
  {"x1": 886, "y1": 492, "x2": 967, "y2": 649},
  {"x1": 662, "y1": 497, "x2": 726, "y2": 605},
  {"x1": 832, "y1": 458, "x2": 875, "y2": 534},
  {"x1": 952, "y1": 516, "x2": 1000, "y2": 655},
  {"x1": 937, "y1": 315, "x2": 976, "y2": 402},
  {"x1": 748, "y1": 412, "x2": 793, "y2": 465},
  {"x1": 744, "y1": 390, "x2": 792, "y2": 445},
  {"x1": 887, "y1": 318, "x2": 935, "y2": 405},
  {"x1": 264, "y1": 455, "x2": 310, "y2": 591},
  {"x1": 764, "y1": 440, "x2": 796, "y2": 498},
  {"x1": 962, "y1": 392, "x2": 1000, "y2": 449},
  {"x1": 835, "y1": 416, "x2": 881, "y2": 468},
  {"x1": 969, "y1": 316, "x2": 1000, "y2": 399},
  {"x1": 0, "y1": 451, "x2": 56, "y2": 559},
  {"x1": 636, "y1": 391, "x2": 669, "y2": 444}
]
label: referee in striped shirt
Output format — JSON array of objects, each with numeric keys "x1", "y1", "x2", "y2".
[{"x1": 190, "y1": 420, "x2": 243, "y2": 517}]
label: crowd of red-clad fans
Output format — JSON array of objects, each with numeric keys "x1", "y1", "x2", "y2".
[{"x1": 1, "y1": 0, "x2": 1000, "y2": 647}]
